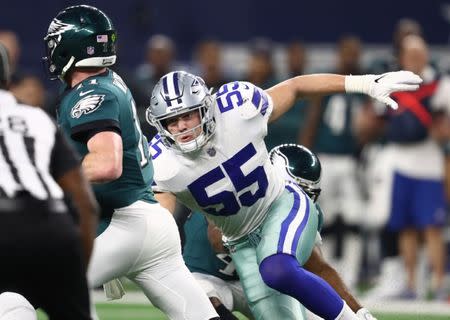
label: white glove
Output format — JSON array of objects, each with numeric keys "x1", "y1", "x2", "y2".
[
  {"x1": 356, "y1": 308, "x2": 377, "y2": 320},
  {"x1": 103, "y1": 278, "x2": 125, "y2": 301},
  {"x1": 345, "y1": 70, "x2": 422, "y2": 109}
]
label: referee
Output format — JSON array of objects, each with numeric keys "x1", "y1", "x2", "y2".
[{"x1": 0, "y1": 42, "x2": 98, "y2": 319}]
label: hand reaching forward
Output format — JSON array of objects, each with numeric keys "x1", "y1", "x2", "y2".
[{"x1": 345, "y1": 70, "x2": 423, "y2": 109}]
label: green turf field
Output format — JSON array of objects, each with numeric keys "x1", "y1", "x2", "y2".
[{"x1": 36, "y1": 303, "x2": 450, "y2": 320}]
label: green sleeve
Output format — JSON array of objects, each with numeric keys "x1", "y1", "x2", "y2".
[{"x1": 66, "y1": 89, "x2": 121, "y2": 142}]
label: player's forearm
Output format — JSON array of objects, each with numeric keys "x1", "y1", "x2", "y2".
[
  {"x1": 268, "y1": 74, "x2": 345, "y2": 122},
  {"x1": 317, "y1": 264, "x2": 362, "y2": 312},
  {"x1": 79, "y1": 215, "x2": 97, "y2": 265},
  {"x1": 304, "y1": 248, "x2": 362, "y2": 312},
  {"x1": 57, "y1": 167, "x2": 99, "y2": 266},
  {"x1": 207, "y1": 222, "x2": 227, "y2": 253},
  {"x1": 155, "y1": 192, "x2": 177, "y2": 214},
  {"x1": 273, "y1": 74, "x2": 344, "y2": 100},
  {"x1": 82, "y1": 151, "x2": 122, "y2": 183},
  {"x1": 291, "y1": 74, "x2": 346, "y2": 97}
]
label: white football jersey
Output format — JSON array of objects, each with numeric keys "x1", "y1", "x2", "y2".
[
  {"x1": 0, "y1": 90, "x2": 64, "y2": 200},
  {"x1": 150, "y1": 81, "x2": 285, "y2": 241}
]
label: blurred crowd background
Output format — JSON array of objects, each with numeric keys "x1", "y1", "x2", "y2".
[{"x1": 2, "y1": 0, "x2": 450, "y2": 303}]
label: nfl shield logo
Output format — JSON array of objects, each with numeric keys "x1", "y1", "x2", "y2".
[
  {"x1": 207, "y1": 147, "x2": 216, "y2": 157},
  {"x1": 87, "y1": 46, "x2": 95, "y2": 55}
]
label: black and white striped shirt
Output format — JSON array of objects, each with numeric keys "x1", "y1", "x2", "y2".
[{"x1": 0, "y1": 90, "x2": 79, "y2": 200}]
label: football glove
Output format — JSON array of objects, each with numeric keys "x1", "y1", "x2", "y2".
[
  {"x1": 103, "y1": 278, "x2": 125, "y2": 301},
  {"x1": 345, "y1": 70, "x2": 422, "y2": 109}
]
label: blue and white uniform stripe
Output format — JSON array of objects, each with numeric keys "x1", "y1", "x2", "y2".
[{"x1": 277, "y1": 183, "x2": 310, "y2": 255}]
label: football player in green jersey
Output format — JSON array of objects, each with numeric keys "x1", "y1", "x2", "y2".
[
  {"x1": 43, "y1": 5, "x2": 218, "y2": 320},
  {"x1": 183, "y1": 211, "x2": 254, "y2": 320}
]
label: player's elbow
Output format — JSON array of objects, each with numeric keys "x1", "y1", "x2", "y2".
[
  {"x1": 94, "y1": 154, "x2": 122, "y2": 181},
  {"x1": 103, "y1": 157, "x2": 123, "y2": 180},
  {"x1": 104, "y1": 166, "x2": 122, "y2": 180}
]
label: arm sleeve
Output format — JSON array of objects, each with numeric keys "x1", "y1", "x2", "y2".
[
  {"x1": 50, "y1": 128, "x2": 81, "y2": 180},
  {"x1": 71, "y1": 119, "x2": 121, "y2": 143}
]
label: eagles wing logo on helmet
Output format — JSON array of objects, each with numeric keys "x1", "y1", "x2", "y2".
[
  {"x1": 46, "y1": 19, "x2": 75, "y2": 38},
  {"x1": 70, "y1": 94, "x2": 105, "y2": 118}
]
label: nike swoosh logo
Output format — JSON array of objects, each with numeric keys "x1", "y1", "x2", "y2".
[
  {"x1": 79, "y1": 89, "x2": 94, "y2": 96},
  {"x1": 374, "y1": 75, "x2": 387, "y2": 83}
]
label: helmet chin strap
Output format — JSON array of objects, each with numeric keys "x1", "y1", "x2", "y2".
[
  {"x1": 167, "y1": 122, "x2": 209, "y2": 153},
  {"x1": 177, "y1": 133, "x2": 207, "y2": 153},
  {"x1": 59, "y1": 56, "x2": 75, "y2": 80}
]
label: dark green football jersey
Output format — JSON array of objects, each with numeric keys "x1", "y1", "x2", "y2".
[
  {"x1": 313, "y1": 93, "x2": 366, "y2": 155},
  {"x1": 57, "y1": 69, "x2": 155, "y2": 217},
  {"x1": 183, "y1": 212, "x2": 239, "y2": 281},
  {"x1": 315, "y1": 202, "x2": 324, "y2": 232}
]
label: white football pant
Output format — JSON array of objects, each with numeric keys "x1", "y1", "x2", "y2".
[
  {"x1": 192, "y1": 272, "x2": 254, "y2": 319},
  {"x1": 87, "y1": 200, "x2": 217, "y2": 320}
]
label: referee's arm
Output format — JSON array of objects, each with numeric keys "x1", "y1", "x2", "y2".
[{"x1": 51, "y1": 128, "x2": 99, "y2": 267}]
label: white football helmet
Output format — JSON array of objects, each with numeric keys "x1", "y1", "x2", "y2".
[{"x1": 146, "y1": 71, "x2": 215, "y2": 152}]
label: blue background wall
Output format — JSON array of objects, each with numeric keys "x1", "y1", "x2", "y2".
[{"x1": 1, "y1": 0, "x2": 448, "y2": 74}]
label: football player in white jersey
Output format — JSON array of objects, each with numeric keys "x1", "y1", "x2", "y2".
[{"x1": 147, "y1": 70, "x2": 421, "y2": 320}]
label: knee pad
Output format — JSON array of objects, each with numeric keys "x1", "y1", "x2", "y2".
[{"x1": 0, "y1": 292, "x2": 37, "y2": 320}]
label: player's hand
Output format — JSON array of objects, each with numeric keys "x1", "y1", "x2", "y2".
[
  {"x1": 345, "y1": 71, "x2": 422, "y2": 109},
  {"x1": 356, "y1": 308, "x2": 378, "y2": 320},
  {"x1": 367, "y1": 71, "x2": 422, "y2": 109}
]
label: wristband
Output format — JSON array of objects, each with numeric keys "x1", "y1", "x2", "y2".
[{"x1": 345, "y1": 75, "x2": 373, "y2": 94}]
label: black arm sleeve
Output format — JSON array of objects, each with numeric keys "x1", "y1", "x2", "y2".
[
  {"x1": 71, "y1": 119, "x2": 121, "y2": 143},
  {"x1": 50, "y1": 128, "x2": 81, "y2": 180}
]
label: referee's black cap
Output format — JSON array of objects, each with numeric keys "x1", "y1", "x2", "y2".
[{"x1": 0, "y1": 42, "x2": 11, "y2": 86}]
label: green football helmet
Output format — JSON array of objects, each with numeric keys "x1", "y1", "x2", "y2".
[
  {"x1": 269, "y1": 144, "x2": 322, "y2": 202},
  {"x1": 43, "y1": 5, "x2": 117, "y2": 80}
]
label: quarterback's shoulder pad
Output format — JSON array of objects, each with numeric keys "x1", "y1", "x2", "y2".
[
  {"x1": 148, "y1": 134, "x2": 180, "y2": 182},
  {"x1": 214, "y1": 81, "x2": 272, "y2": 120},
  {"x1": 68, "y1": 82, "x2": 119, "y2": 119},
  {"x1": 72, "y1": 80, "x2": 118, "y2": 100}
]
